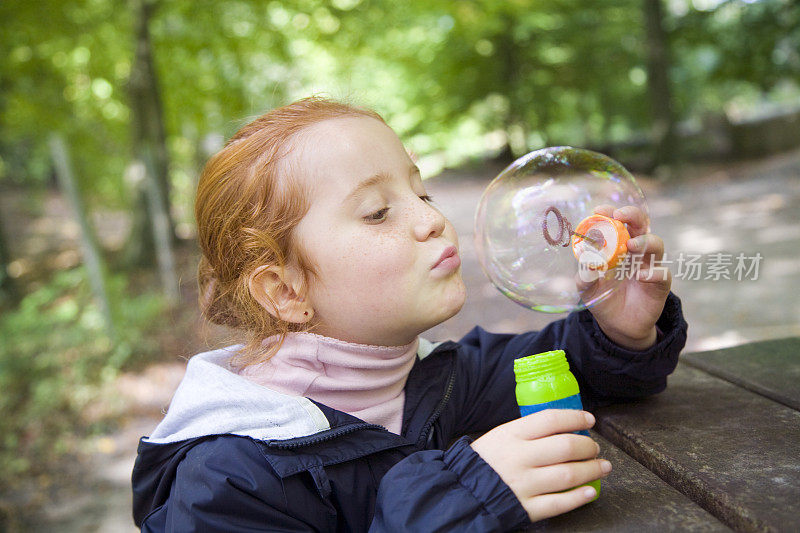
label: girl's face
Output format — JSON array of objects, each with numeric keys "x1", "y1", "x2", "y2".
[{"x1": 292, "y1": 116, "x2": 466, "y2": 346}]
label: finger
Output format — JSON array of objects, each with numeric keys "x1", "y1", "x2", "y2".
[
  {"x1": 637, "y1": 263, "x2": 673, "y2": 287},
  {"x1": 524, "y1": 484, "x2": 600, "y2": 522},
  {"x1": 592, "y1": 204, "x2": 616, "y2": 217},
  {"x1": 523, "y1": 434, "x2": 601, "y2": 468},
  {"x1": 527, "y1": 458, "x2": 611, "y2": 496},
  {"x1": 626, "y1": 234, "x2": 664, "y2": 261},
  {"x1": 512, "y1": 410, "x2": 595, "y2": 440},
  {"x1": 628, "y1": 234, "x2": 671, "y2": 286},
  {"x1": 612, "y1": 206, "x2": 649, "y2": 237}
]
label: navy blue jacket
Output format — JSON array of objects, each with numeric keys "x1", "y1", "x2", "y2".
[{"x1": 132, "y1": 293, "x2": 687, "y2": 532}]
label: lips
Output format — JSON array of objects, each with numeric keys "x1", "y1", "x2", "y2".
[{"x1": 432, "y1": 245, "x2": 460, "y2": 270}]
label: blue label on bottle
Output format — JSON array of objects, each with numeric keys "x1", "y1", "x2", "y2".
[{"x1": 519, "y1": 394, "x2": 590, "y2": 437}]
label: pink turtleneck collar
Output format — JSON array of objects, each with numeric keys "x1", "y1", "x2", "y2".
[{"x1": 238, "y1": 332, "x2": 419, "y2": 435}]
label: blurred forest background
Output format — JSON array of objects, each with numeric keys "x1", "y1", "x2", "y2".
[{"x1": 1, "y1": 0, "x2": 799, "y2": 528}]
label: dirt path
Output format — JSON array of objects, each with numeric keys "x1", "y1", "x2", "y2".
[{"x1": 20, "y1": 149, "x2": 800, "y2": 531}]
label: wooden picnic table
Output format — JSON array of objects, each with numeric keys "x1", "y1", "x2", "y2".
[{"x1": 526, "y1": 337, "x2": 800, "y2": 532}]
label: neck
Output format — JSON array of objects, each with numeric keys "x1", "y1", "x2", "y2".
[
  {"x1": 303, "y1": 325, "x2": 418, "y2": 349},
  {"x1": 238, "y1": 331, "x2": 420, "y2": 434}
]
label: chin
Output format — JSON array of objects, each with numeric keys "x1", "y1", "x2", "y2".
[{"x1": 439, "y1": 278, "x2": 467, "y2": 321}]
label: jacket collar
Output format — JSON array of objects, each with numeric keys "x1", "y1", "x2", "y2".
[
  {"x1": 258, "y1": 342, "x2": 460, "y2": 478},
  {"x1": 144, "y1": 338, "x2": 452, "y2": 446}
]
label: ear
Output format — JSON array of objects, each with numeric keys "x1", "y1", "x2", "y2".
[{"x1": 248, "y1": 265, "x2": 312, "y2": 324}]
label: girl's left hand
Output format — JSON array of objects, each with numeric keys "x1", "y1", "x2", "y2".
[{"x1": 577, "y1": 205, "x2": 672, "y2": 351}]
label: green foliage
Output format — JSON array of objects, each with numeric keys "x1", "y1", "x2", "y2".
[
  {"x1": 3, "y1": 0, "x2": 797, "y2": 208},
  {"x1": 668, "y1": 0, "x2": 800, "y2": 120},
  {"x1": 0, "y1": 268, "x2": 165, "y2": 486},
  {"x1": 1, "y1": 0, "x2": 133, "y2": 201}
]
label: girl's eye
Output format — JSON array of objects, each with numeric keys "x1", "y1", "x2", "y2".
[
  {"x1": 364, "y1": 207, "x2": 390, "y2": 223},
  {"x1": 363, "y1": 195, "x2": 432, "y2": 223}
]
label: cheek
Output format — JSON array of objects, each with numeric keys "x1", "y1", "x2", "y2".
[
  {"x1": 313, "y1": 234, "x2": 413, "y2": 300},
  {"x1": 347, "y1": 235, "x2": 414, "y2": 286}
]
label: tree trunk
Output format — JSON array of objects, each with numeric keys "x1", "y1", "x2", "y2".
[
  {"x1": 49, "y1": 135, "x2": 116, "y2": 338},
  {"x1": 0, "y1": 205, "x2": 19, "y2": 305},
  {"x1": 125, "y1": 0, "x2": 173, "y2": 267},
  {"x1": 643, "y1": 0, "x2": 678, "y2": 169},
  {"x1": 0, "y1": 47, "x2": 18, "y2": 305},
  {"x1": 142, "y1": 147, "x2": 180, "y2": 305},
  {"x1": 498, "y1": 12, "x2": 529, "y2": 158}
]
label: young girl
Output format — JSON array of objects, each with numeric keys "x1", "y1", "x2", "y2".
[{"x1": 132, "y1": 97, "x2": 687, "y2": 532}]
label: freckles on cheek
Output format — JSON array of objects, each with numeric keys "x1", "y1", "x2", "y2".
[
  {"x1": 346, "y1": 252, "x2": 397, "y2": 285},
  {"x1": 351, "y1": 235, "x2": 404, "y2": 276}
]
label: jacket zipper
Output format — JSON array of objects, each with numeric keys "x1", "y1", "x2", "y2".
[
  {"x1": 417, "y1": 363, "x2": 457, "y2": 448},
  {"x1": 267, "y1": 423, "x2": 386, "y2": 449}
]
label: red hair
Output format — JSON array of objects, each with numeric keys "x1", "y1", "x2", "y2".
[{"x1": 195, "y1": 96, "x2": 385, "y2": 366}]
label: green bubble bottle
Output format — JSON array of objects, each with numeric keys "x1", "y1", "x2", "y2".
[{"x1": 513, "y1": 350, "x2": 601, "y2": 500}]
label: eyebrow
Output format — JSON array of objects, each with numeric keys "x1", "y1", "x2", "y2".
[{"x1": 345, "y1": 164, "x2": 421, "y2": 202}]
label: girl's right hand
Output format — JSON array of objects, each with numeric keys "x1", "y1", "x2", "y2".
[{"x1": 469, "y1": 409, "x2": 611, "y2": 523}]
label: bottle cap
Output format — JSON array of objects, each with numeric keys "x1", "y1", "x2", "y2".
[{"x1": 514, "y1": 350, "x2": 569, "y2": 382}]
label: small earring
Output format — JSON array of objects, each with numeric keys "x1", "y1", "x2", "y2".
[{"x1": 303, "y1": 311, "x2": 309, "y2": 316}]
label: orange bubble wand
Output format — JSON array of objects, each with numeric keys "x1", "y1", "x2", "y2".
[{"x1": 570, "y1": 214, "x2": 630, "y2": 271}]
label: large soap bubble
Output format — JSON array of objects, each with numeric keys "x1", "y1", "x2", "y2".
[{"x1": 474, "y1": 146, "x2": 648, "y2": 313}]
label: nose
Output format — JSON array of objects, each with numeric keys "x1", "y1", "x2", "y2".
[{"x1": 413, "y1": 198, "x2": 446, "y2": 242}]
